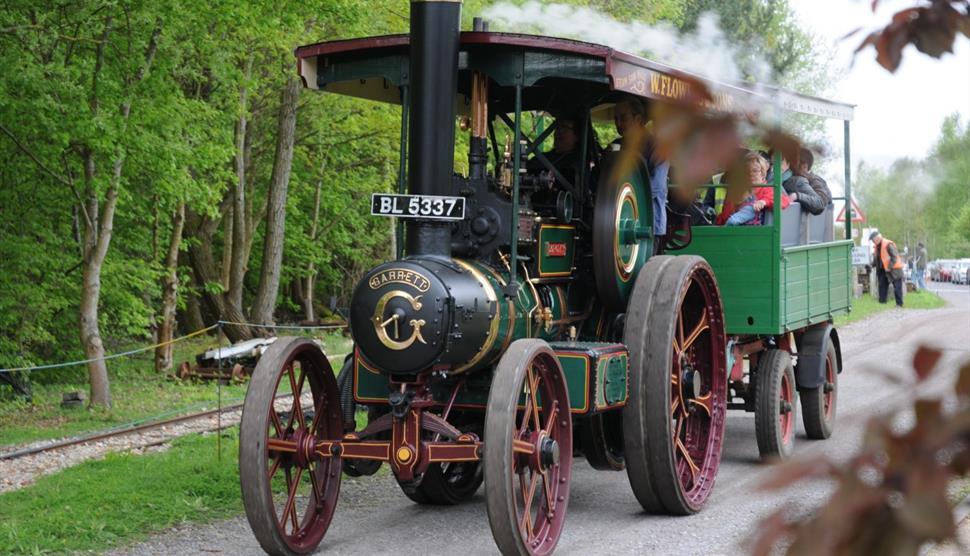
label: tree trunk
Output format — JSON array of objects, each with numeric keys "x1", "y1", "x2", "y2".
[
  {"x1": 180, "y1": 274, "x2": 206, "y2": 333},
  {"x1": 185, "y1": 206, "x2": 252, "y2": 343},
  {"x1": 155, "y1": 202, "x2": 185, "y2": 372},
  {"x1": 228, "y1": 55, "x2": 253, "y2": 315},
  {"x1": 303, "y1": 157, "x2": 325, "y2": 322},
  {"x1": 220, "y1": 202, "x2": 233, "y2": 291},
  {"x1": 251, "y1": 76, "x2": 300, "y2": 325}
]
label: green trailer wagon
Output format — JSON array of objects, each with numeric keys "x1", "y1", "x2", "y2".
[{"x1": 678, "y1": 153, "x2": 854, "y2": 458}]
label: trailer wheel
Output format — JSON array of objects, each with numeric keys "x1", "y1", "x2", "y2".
[
  {"x1": 622, "y1": 255, "x2": 727, "y2": 515},
  {"x1": 800, "y1": 342, "x2": 838, "y2": 440},
  {"x1": 485, "y1": 339, "x2": 572, "y2": 556},
  {"x1": 755, "y1": 349, "x2": 797, "y2": 460},
  {"x1": 240, "y1": 337, "x2": 342, "y2": 556}
]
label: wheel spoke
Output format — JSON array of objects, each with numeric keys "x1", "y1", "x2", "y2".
[
  {"x1": 518, "y1": 471, "x2": 533, "y2": 537},
  {"x1": 308, "y1": 466, "x2": 323, "y2": 507},
  {"x1": 518, "y1": 387, "x2": 534, "y2": 434},
  {"x1": 291, "y1": 365, "x2": 308, "y2": 430},
  {"x1": 690, "y1": 391, "x2": 713, "y2": 417},
  {"x1": 269, "y1": 407, "x2": 285, "y2": 437},
  {"x1": 676, "y1": 437, "x2": 700, "y2": 482},
  {"x1": 671, "y1": 395, "x2": 680, "y2": 416},
  {"x1": 677, "y1": 313, "x2": 685, "y2": 354},
  {"x1": 682, "y1": 312, "x2": 709, "y2": 352},
  {"x1": 281, "y1": 467, "x2": 304, "y2": 534},
  {"x1": 309, "y1": 393, "x2": 326, "y2": 436},
  {"x1": 285, "y1": 364, "x2": 298, "y2": 430},
  {"x1": 541, "y1": 401, "x2": 559, "y2": 436},
  {"x1": 541, "y1": 468, "x2": 555, "y2": 515},
  {"x1": 268, "y1": 453, "x2": 283, "y2": 480},
  {"x1": 521, "y1": 471, "x2": 539, "y2": 537},
  {"x1": 672, "y1": 411, "x2": 684, "y2": 441},
  {"x1": 527, "y1": 364, "x2": 541, "y2": 433}
]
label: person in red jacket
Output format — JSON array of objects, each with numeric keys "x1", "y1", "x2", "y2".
[{"x1": 717, "y1": 151, "x2": 790, "y2": 225}]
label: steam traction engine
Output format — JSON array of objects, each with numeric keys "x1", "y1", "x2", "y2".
[{"x1": 239, "y1": 2, "x2": 728, "y2": 554}]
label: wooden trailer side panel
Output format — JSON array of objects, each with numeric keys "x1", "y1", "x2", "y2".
[
  {"x1": 781, "y1": 240, "x2": 852, "y2": 330},
  {"x1": 677, "y1": 225, "x2": 780, "y2": 335}
]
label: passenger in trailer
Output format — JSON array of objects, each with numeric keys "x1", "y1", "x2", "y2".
[
  {"x1": 611, "y1": 95, "x2": 670, "y2": 253},
  {"x1": 767, "y1": 152, "x2": 826, "y2": 215},
  {"x1": 798, "y1": 148, "x2": 832, "y2": 207},
  {"x1": 702, "y1": 147, "x2": 752, "y2": 221},
  {"x1": 717, "y1": 150, "x2": 790, "y2": 225}
]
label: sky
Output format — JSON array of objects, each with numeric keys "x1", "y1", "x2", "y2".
[{"x1": 789, "y1": 0, "x2": 970, "y2": 187}]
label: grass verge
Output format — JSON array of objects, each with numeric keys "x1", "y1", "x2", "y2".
[
  {"x1": 0, "y1": 330, "x2": 351, "y2": 448},
  {"x1": 0, "y1": 429, "x2": 241, "y2": 555},
  {"x1": 834, "y1": 289, "x2": 946, "y2": 327}
]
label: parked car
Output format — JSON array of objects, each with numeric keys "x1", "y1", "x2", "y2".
[{"x1": 953, "y1": 262, "x2": 970, "y2": 285}]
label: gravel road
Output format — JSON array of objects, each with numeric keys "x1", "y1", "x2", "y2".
[{"x1": 114, "y1": 284, "x2": 970, "y2": 556}]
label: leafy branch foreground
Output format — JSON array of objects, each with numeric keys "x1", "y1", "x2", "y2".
[
  {"x1": 753, "y1": 347, "x2": 970, "y2": 556},
  {"x1": 0, "y1": 430, "x2": 242, "y2": 555}
]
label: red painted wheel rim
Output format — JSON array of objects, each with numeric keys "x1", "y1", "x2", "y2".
[
  {"x1": 263, "y1": 352, "x2": 342, "y2": 553},
  {"x1": 670, "y1": 268, "x2": 726, "y2": 510},
  {"x1": 511, "y1": 353, "x2": 571, "y2": 556},
  {"x1": 779, "y1": 372, "x2": 794, "y2": 445}
]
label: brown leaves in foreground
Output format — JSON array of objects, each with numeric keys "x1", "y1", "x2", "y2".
[
  {"x1": 855, "y1": 0, "x2": 970, "y2": 72},
  {"x1": 750, "y1": 348, "x2": 970, "y2": 556}
]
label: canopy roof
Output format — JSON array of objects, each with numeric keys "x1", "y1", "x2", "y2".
[{"x1": 295, "y1": 31, "x2": 854, "y2": 121}]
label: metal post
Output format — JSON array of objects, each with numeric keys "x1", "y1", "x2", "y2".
[
  {"x1": 507, "y1": 83, "x2": 523, "y2": 297},
  {"x1": 578, "y1": 108, "x2": 589, "y2": 214},
  {"x1": 843, "y1": 120, "x2": 852, "y2": 241},
  {"x1": 217, "y1": 322, "x2": 222, "y2": 461},
  {"x1": 396, "y1": 86, "x2": 410, "y2": 259},
  {"x1": 772, "y1": 151, "x2": 782, "y2": 330}
]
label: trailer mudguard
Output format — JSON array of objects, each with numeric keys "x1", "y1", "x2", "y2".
[{"x1": 795, "y1": 323, "x2": 842, "y2": 390}]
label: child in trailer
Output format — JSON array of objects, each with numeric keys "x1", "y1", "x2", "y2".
[{"x1": 717, "y1": 151, "x2": 790, "y2": 226}]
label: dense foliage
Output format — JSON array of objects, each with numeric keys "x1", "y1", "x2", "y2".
[
  {"x1": 855, "y1": 114, "x2": 970, "y2": 259},
  {"x1": 0, "y1": 0, "x2": 831, "y2": 401}
]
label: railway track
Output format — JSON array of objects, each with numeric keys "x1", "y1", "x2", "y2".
[
  {"x1": 0, "y1": 401, "x2": 249, "y2": 462},
  {"x1": 0, "y1": 351, "x2": 349, "y2": 464},
  {"x1": 0, "y1": 352, "x2": 347, "y2": 493}
]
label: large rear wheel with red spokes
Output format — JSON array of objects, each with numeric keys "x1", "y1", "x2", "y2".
[
  {"x1": 622, "y1": 255, "x2": 727, "y2": 515},
  {"x1": 485, "y1": 339, "x2": 572, "y2": 556},
  {"x1": 755, "y1": 349, "x2": 797, "y2": 460},
  {"x1": 240, "y1": 337, "x2": 342, "y2": 556}
]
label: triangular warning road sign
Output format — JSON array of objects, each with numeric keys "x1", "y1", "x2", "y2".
[{"x1": 836, "y1": 197, "x2": 865, "y2": 223}]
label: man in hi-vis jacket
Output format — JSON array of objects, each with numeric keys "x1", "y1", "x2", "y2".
[{"x1": 870, "y1": 230, "x2": 904, "y2": 307}]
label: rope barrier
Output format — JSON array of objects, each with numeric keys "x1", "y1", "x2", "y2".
[
  {"x1": 217, "y1": 320, "x2": 347, "y2": 331},
  {"x1": 0, "y1": 320, "x2": 347, "y2": 375},
  {"x1": 0, "y1": 324, "x2": 220, "y2": 374}
]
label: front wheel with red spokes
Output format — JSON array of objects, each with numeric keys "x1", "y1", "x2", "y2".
[
  {"x1": 622, "y1": 255, "x2": 727, "y2": 515},
  {"x1": 485, "y1": 340, "x2": 572, "y2": 556},
  {"x1": 240, "y1": 337, "x2": 342, "y2": 556},
  {"x1": 755, "y1": 349, "x2": 797, "y2": 460}
]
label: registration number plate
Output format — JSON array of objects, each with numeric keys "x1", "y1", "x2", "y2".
[{"x1": 371, "y1": 194, "x2": 465, "y2": 221}]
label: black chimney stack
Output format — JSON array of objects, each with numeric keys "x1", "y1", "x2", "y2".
[{"x1": 406, "y1": 0, "x2": 462, "y2": 258}]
